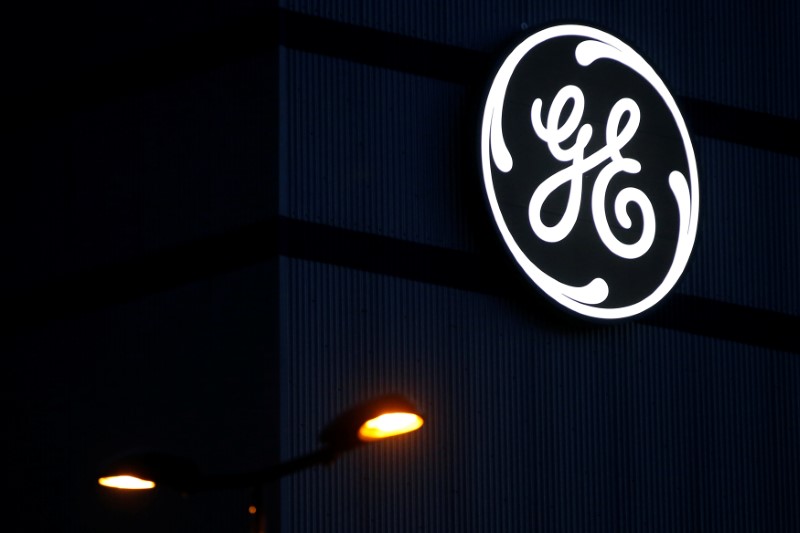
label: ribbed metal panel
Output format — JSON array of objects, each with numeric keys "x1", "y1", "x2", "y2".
[
  {"x1": 679, "y1": 137, "x2": 800, "y2": 315},
  {"x1": 281, "y1": 49, "x2": 476, "y2": 251},
  {"x1": 280, "y1": 259, "x2": 798, "y2": 532},
  {"x1": 280, "y1": 0, "x2": 799, "y2": 119}
]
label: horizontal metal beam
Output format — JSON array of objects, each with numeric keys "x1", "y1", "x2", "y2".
[{"x1": 6, "y1": 216, "x2": 798, "y2": 354}]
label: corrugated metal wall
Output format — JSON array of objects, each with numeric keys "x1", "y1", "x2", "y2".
[
  {"x1": 683, "y1": 139, "x2": 800, "y2": 314},
  {"x1": 278, "y1": 1, "x2": 799, "y2": 531},
  {"x1": 281, "y1": 0, "x2": 800, "y2": 119},
  {"x1": 279, "y1": 262, "x2": 798, "y2": 531},
  {"x1": 281, "y1": 50, "x2": 474, "y2": 250}
]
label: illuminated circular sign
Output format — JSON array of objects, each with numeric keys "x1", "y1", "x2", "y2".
[{"x1": 480, "y1": 25, "x2": 699, "y2": 320}]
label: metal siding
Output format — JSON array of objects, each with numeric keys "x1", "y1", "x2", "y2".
[
  {"x1": 282, "y1": 49, "x2": 476, "y2": 251},
  {"x1": 679, "y1": 138, "x2": 800, "y2": 314},
  {"x1": 280, "y1": 0, "x2": 800, "y2": 119},
  {"x1": 281, "y1": 260, "x2": 798, "y2": 532}
]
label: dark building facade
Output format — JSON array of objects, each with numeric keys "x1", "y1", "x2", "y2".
[{"x1": 8, "y1": 1, "x2": 799, "y2": 532}]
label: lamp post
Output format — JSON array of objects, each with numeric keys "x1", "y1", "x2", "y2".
[{"x1": 98, "y1": 394, "x2": 424, "y2": 532}]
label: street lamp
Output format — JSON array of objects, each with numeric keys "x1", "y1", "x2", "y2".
[{"x1": 98, "y1": 394, "x2": 424, "y2": 531}]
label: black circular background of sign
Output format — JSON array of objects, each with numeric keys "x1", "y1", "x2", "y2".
[{"x1": 484, "y1": 30, "x2": 693, "y2": 313}]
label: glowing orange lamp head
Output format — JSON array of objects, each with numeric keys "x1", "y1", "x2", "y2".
[
  {"x1": 319, "y1": 394, "x2": 424, "y2": 451},
  {"x1": 98, "y1": 474, "x2": 156, "y2": 490},
  {"x1": 97, "y1": 452, "x2": 199, "y2": 491},
  {"x1": 357, "y1": 412, "x2": 424, "y2": 441}
]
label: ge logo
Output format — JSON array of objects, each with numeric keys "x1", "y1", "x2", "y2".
[{"x1": 480, "y1": 25, "x2": 699, "y2": 320}]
